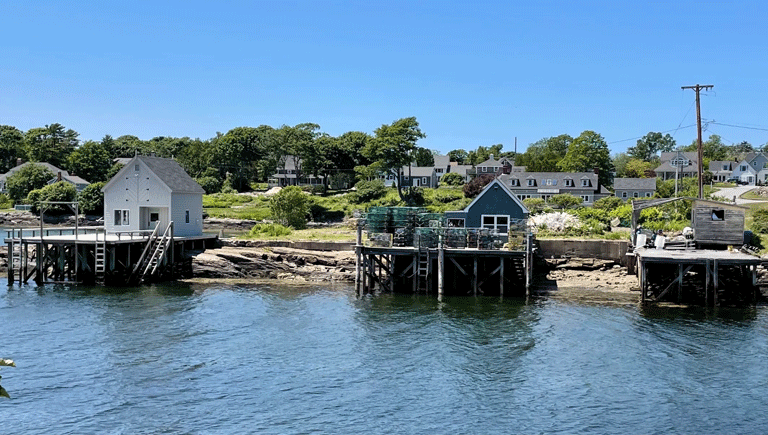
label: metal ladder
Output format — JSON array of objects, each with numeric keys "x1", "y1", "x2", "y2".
[
  {"x1": 94, "y1": 230, "x2": 106, "y2": 283},
  {"x1": 417, "y1": 246, "x2": 429, "y2": 289},
  {"x1": 9, "y1": 229, "x2": 22, "y2": 275}
]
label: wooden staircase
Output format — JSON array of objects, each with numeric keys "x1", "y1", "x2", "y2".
[{"x1": 128, "y1": 222, "x2": 174, "y2": 285}]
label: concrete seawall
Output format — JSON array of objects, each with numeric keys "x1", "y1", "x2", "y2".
[{"x1": 537, "y1": 239, "x2": 630, "y2": 265}]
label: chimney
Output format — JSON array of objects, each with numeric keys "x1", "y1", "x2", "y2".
[
  {"x1": 489, "y1": 154, "x2": 494, "y2": 161},
  {"x1": 593, "y1": 168, "x2": 599, "y2": 175},
  {"x1": 16, "y1": 158, "x2": 22, "y2": 167},
  {"x1": 57, "y1": 172, "x2": 62, "y2": 182}
]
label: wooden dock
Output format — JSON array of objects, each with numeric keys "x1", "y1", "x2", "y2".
[
  {"x1": 635, "y1": 247, "x2": 765, "y2": 306},
  {"x1": 355, "y1": 227, "x2": 534, "y2": 297},
  {"x1": 4, "y1": 224, "x2": 218, "y2": 286}
]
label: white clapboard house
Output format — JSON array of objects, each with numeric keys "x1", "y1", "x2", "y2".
[{"x1": 102, "y1": 155, "x2": 205, "y2": 237}]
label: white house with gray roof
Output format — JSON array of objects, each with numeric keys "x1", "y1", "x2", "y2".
[
  {"x1": 498, "y1": 171, "x2": 610, "y2": 205},
  {"x1": 0, "y1": 161, "x2": 90, "y2": 194},
  {"x1": 102, "y1": 155, "x2": 205, "y2": 237},
  {"x1": 613, "y1": 178, "x2": 656, "y2": 200}
]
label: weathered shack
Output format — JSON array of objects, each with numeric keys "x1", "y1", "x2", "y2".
[{"x1": 691, "y1": 199, "x2": 746, "y2": 246}]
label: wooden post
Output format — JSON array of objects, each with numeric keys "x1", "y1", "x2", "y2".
[
  {"x1": 412, "y1": 253, "x2": 417, "y2": 293},
  {"x1": 6, "y1": 242, "x2": 13, "y2": 285},
  {"x1": 499, "y1": 257, "x2": 504, "y2": 298},
  {"x1": 473, "y1": 256, "x2": 478, "y2": 296},
  {"x1": 713, "y1": 259, "x2": 719, "y2": 307},
  {"x1": 678, "y1": 263, "x2": 683, "y2": 304},
  {"x1": 437, "y1": 241, "x2": 444, "y2": 297},
  {"x1": 355, "y1": 225, "x2": 362, "y2": 294},
  {"x1": 705, "y1": 259, "x2": 710, "y2": 307},
  {"x1": 640, "y1": 257, "x2": 646, "y2": 304}
]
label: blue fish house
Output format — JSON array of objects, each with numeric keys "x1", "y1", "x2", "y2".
[{"x1": 444, "y1": 178, "x2": 529, "y2": 233}]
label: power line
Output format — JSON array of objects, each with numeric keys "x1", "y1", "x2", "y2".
[
  {"x1": 708, "y1": 121, "x2": 768, "y2": 132},
  {"x1": 608, "y1": 124, "x2": 696, "y2": 145}
]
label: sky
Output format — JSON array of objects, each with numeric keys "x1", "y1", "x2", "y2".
[{"x1": 2, "y1": 0, "x2": 768, "y2": 156}]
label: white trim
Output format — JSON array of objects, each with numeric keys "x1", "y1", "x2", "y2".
[{"x1": 481, "y1": 214, "x2": 510, "y2": 234}]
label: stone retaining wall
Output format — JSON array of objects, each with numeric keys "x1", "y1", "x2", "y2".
[
  {"x1": 221, "y1": 239, "x2": 354, "y2": 252},
  {"x1": 537, "y1": 239, "x2": 630, "y2": 265}
]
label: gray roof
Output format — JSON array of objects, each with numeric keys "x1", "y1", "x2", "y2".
[
  {"x1": 401, "y1": 166, "x2": 435, "y2": 177},
  {"x1": 498, "y1": 172, "x2": 604, "y2": 190},
  {"x1": 433, "y1": 154, "x2": 450, "y2": 169},
  {"x1": 450, "y1": 164, "x2": 474, "y2": 176},
  {"x1": 613, "y1": 178, "x2": 656, "y2": 190},
  {"x1": 0, "y1": 162, "x2": 68, "y2": 181},
  {"x1": 659, "y1": 151, "x2": 698, "y2": 163},
  {"x1": 709, "y1": 160, "x2": 734, "y2": 172},
  {"x1": 136, "y1": 155, "x2": 204, "y2": 194},
  {"x1": 476, "y1": 156, "x2": 512, "y2": 167}
]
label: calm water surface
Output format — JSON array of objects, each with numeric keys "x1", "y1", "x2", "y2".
[{"x1": 2, "y1": 281, "x2": 768, "y2": 434}]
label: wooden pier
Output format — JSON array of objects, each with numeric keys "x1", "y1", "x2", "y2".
[
  {"x1": 355, "y1": 226, "x2": 534, "y2": 298},
  {"x1": 635, "y1": 248, "x2": 764, "y2": 306},
  {"x1": 5, "y1": 224, "x2": 218, "y2": 286}
]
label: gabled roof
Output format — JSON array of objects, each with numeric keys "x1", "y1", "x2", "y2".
[
  {"x1": 0, "y1": 162, "x2": 68, "y2": 181},
  {"x1": 450, "y1": 164, "x2": 473, "y2": 175},
  {"x1": 401, "y1": 166, "x2": 436, "y2": 177},
  {"x1": 659, "y1": 151, "x2": 698, "y2": 163},
  {"x1": 476, "y1": 156, "x2": 512, "y2": 167},
  {"x1": 709, "y1": 160, "x2": 734, "y2": 172},
  {"x1": 613, "y1": 178, "x2": 656, "y2": 190},
  {"x1": 102, "y1": 155, "x2": 204, "y2": 194},
  {"x1": 433, "y1": 154, "x2": 450, "y2": 169},
  {"x1": 462, "y1": 178, "x2": 529, "y2": 215}
]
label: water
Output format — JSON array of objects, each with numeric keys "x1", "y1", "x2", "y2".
[{"x1": 2, "y1": 282, "x2": 768, "y2": 434}]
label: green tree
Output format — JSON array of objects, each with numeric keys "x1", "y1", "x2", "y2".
[
  {"x1": 557, "y1": 131, "x2": 613, "y2": 187},
  {"x1": 275, "y1": 123, "x2": 321, "y2": 184},
  {"x1": 67, "y1": 140, "x2": 112, "y2": 183},
  {"x1": 682, "y1": 134, "x2": 728, "y2": 162},
  {"x1": 270, "y1": 186, "x2": 310, "y2": 229},
  {"x1": 440, "y1": 172, "x2": 465, "y2": 186},
  {"x1": 448, "y1": 149, "x2": 468, "y2": 164},
  {"x1": 0, "y1": 125, "x2": 24, "y2": 173},
  {"x1": 27, "y1": 181, "x2": 77, "y2": 215},
  {"x1": 78, "y1": 181, "x2": 106, "y2": 215},
  {"x1": 624, "y1": 158, "x2": 655, "y2": 178},
  {"x1": 627, "y1": 132, "x2": 676, "y2": 161},
  {"x1": 467, "y1": 144, "x2": 503, "y2": 165},
  {"x1": 612, "y1": 153, "x2": 632, "y2": 178},
  {"x1": 6, "y1": 163, "x2": 54, "y2": 202},
  {"x1": 413, "y1": 147, "x2": 435, "y2": 166},
  {"x1": 213, "y1": 126, "x2": 273, "y2": 191},
  {"x1": 111, "y1": 135, "x2": 146, "y2": 158},
  {"x1": 362, "y1": 117, "x2": 426, "y2": 203},
  {"x1": 24, "y1": 123, "x2": 79, "y2": 168},
  {"x1": 516, "y1": 135, "x2": 571, "y2": 171}
]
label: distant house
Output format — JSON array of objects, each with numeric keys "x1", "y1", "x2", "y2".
[
  {"x1": 449, "y1": 163, "x2": 475, "y2": 183},
  {"x1": 498, "y1": 171, "x2": 610, "y2": 205},
  {"x1": 730, "y1": 160, "x2": 757, "y2": 185},
  {"x1": 0, "y1": 161, "x2": 90, "y2": 194},
  {"x1": 269, "y1": 155, "x2": 325, "y2": 187},
  {"x1": 654, "y1": 151, "x2": 698, "y2": 181},
  {"x1": 445, "y1": 178, "x2": 529, "y2": 232},
  {"x1": 101, "y1": 155, "x2": 205, "y2": 237},
  {"x1": 432, "y1": 154, "x2": 451, "y2": 178},
  {"x1": 468, "y1": 155, "x2": 525, "y2": 179},
  {"x1": 399, "y1": 166, "x2": 439, "y2": 188},
  {"x1": 613, "y1": 178, "x2": 656, "y2": 200},
  {"x1": 709, "y1": 160, "x2": 735, "y2": 183}
]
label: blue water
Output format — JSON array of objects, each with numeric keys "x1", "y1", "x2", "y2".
[{"x1": 2, "y1": 281, "x2": 767, "y2": 434}]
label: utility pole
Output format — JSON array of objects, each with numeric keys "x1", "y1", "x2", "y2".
[{"x1": 681, "y1": 84, "x2": 714, "y2": 199}]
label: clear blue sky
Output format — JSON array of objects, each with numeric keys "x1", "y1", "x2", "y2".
[{"x1": 2, "y1": 0, "x2": 767, "y2": 155}]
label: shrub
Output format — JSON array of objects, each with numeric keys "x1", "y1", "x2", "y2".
[
  {"x1": 27, "y1": 181, "x2": 77, "y2": 215},
  {"x1": 549, "y1": 193, "x2": 583, "y2": 210},
  {"x1": 431, "y1": 189, "x2": 463, "y2": 204},
  {"x1": 311, "y1": 184, "x2": 327, "y2": 195},
  {"x1": 402, "y1": 187, "x2": 425, "y2": 206},
  {"x1": 0, "y1": 194, "x2": 12, "y2": 209},
  {"x1": 196, "y1": 176, "x2": 222, "y2": 194},
  {"x1": 751, "y1": 209, "x2": 768, "y2": 234},
  {"x1": 78, "y1": 181, "x2": 106, "y2": 215},
  {"x1": 270, "y1": 186, "x2": 310, "y2": 229},
  {"x1": 594, "y1": 196, "x2": 624, "y2": 210},
  {"x1": 523, "y1": 198, "x2": 546, "y2": 213},
  {"x1": 248, "y1": 223, "x2": 292, "y2": 238},
  {"x1": 440, "y1": 172, "x2": 465, "y2": 186},
  {"x1": 348, "y1": 179, "x2": 387, "y2": 204}
]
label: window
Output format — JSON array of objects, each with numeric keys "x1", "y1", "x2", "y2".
[
  {"x1": 481, "y1": 215, "x2": 509, "y2": 233},
  {"x1": 447, "y1": 218, "x2": 465, "y2": 228},
  {"x1": 510, "y1": 179, "x2": 519, "y2": 187},
  {"x1": 621, "y1": 191, "x2": 627, "y2": 198},
  {"x1": 185, "y1": 210, "x2": 190, "y2": 224},
  {"x1": 114, "y1": 209, "x2": 129, "y2": 226},
  {"x1": 518, "y1": 194, "x2": 531, "y2": 200},
  {"x1": 564, "y1": 179, "x2": 574, "y2": 187},
  {"x1": 633, "y1": 192, "x2": 639, "y2": 198},
  {"x1": 712, "y1": 209, "x2": 724, "y2": 221},
  {"x1": 723, "y1": 164, "x2": 729, "y2": 170},
  {"x1": 541, "y1": 194, "x2": 551, "y2": 201},
  {"x1": 581, "y1": 179, "x2": 590, "y2": 187},
  {"x1": 741, "y1": 165, "x2": 747, "y2": 171},
  {"x1": 135, "y1": 164, "x2": 140, "y2": 171},
  {"x1": 527, "y1": 179, "x2": 535, "y2": 186},
  {"x1": 645, "y1": 192, "x2": 652, "y2": 197}
]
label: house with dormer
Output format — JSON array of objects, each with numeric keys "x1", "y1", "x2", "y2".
[
  {"x1": 654, "y1": 151, "x2": 698, "y2": 181},
  {"x1": 498, "y1": 171, "x2": 610, "y2": 205},
  {"x1": 730, "y1": 160, "x2": 757, "y2": 185},
  {"x1": 0, "y1": 161, "x2": 90, "y2": 194},
  {"x1": 613, "y1": 178, "x2": 656, "y2": 200},
  {"x1": 709, "y1": 160, "x2": 735, "y2": 183}
]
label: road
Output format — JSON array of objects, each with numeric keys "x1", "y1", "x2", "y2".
[{"x1": 713, "y1": 185, "x2": 761, "y2": 205}]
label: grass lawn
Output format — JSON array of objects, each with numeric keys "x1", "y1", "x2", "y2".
[{"x1": 238, "y1": 226, "x2": 356, "y2": 242}]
